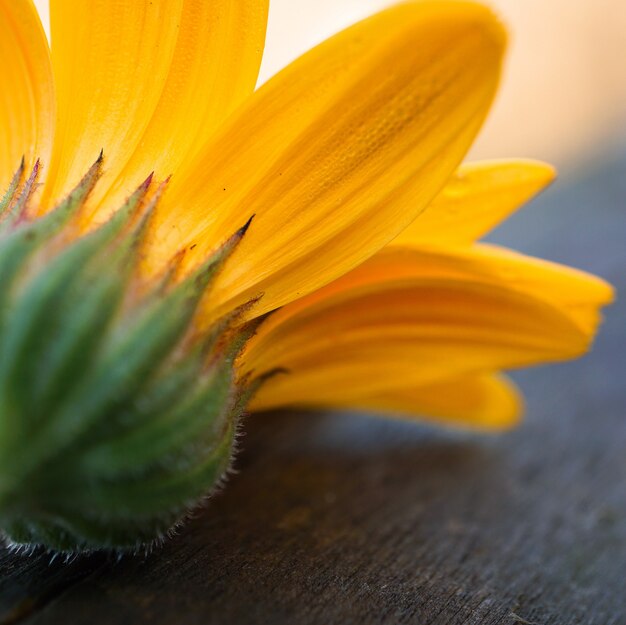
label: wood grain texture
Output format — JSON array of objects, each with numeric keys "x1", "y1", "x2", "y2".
[{"x1": 1, "y1": 151, "x2": 625, "y2": 625}]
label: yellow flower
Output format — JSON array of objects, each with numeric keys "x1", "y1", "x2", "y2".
[{"x1": 0, "y1": 0, "x2": 612, "y2": 551}]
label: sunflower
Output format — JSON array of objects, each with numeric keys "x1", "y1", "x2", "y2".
[{"x1": 0, "y1": 0, "x2": 612, "y2": 553}]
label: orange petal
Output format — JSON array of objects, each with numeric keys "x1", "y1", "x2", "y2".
[
  {"x1": 0, "y1": 0, "x2": 54, "y2": 190},
  {"x1": 44, "y1": 0, "x2": 268, "y2": 212},
  {"x1": 254, "y1": 244, "x2": 612, "y2": 338},
  {"x1": 251, "y1": 371, "x2": 522, "y2": 431},
  {"x1": 452, "y1": 243, "x2": 614, "y2": 334},
  {"x1": 101, "y1": 0, "x2": 269, "y2": 213},
  {"x1": 393, "y1": 159, "x2": 556, "y2": 246},
  {"x1": 376, "y1": 244, "x2": 614, "y2": 335},
  {"x1": 150, "y1": 1, "x2": 506, "y2": 321}
]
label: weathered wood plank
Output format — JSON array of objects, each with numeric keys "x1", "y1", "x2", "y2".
[{"x1": 1, "y1": 151, "x2": 625, "y2": 625}]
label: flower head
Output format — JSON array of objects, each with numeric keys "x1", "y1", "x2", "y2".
[{"x1": 0, "y1": 0, "x2": 612, "y2": 552}]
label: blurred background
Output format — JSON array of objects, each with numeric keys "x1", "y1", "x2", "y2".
[{"x1": 34, "y1": 0, "x2": 626, "y2": 171}]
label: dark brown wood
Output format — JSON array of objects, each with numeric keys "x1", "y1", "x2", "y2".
[{"x1": 1, "y1": 151, "x2": 625, "y2": 625}]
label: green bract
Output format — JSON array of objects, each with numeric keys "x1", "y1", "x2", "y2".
[{"x1": 0, "y1": 156, "x2": 258, "y2": 553}]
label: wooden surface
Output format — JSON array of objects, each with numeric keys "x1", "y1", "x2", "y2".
[{"x1": 1, "y1": 151, "x2": 625, "y2": 625}]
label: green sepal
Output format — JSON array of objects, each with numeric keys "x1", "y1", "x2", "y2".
[
  {"x1": 0, "y1": 158, "x2": 261, "y2": 553},
  {"x1": 0, "y1": 158, "x2": 25, "y2": 216}
]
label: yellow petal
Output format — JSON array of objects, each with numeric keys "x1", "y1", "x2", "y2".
[
  {"x1": 0, "y1": 0, "x2": 54, "y2": 189},
  {"x1": 43, "y1": 1, "x2": 268, "y2": 212},
  {"x1": 242, "y1": 282, "x2": 589, "y2": 397},
  {"x1": 380, "y1": 243, "x2": 614, "y2": 334},
  {"x1": 44, "y1": 0, "x2": 183, "y2": 204},
  {"x1": 150, "y1": 1, "x2": 506, "y2": 321},
  {"x1": 241, "y1": 250, "x2": 595, "y2": 409},
  {"x1": 251, "y1": 371, "x2": 522, "y2": 431},
  {"x1": 352, "y1": 373, "x2": 522, "y2": 429},
  {"x1": 253, "y1": 244, "x2": 612, "y2": 338},
  {"x1": 458, "y1": 243, "x2": 614, "y2": 333},
  {"x1": 101, "y1": 0, "x2": 269, "y2": 213},
  {"x1": 393, "y1": 159, "x2": 556, "y2": 246}
]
